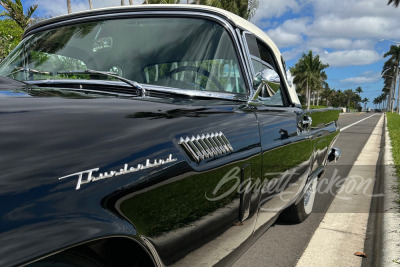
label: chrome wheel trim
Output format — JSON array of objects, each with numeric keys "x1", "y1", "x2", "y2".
[{"x1": 304, "y1": 178, "x2": 317, "y2": 214}]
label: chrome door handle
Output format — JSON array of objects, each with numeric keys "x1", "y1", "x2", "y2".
[{"x1": 301, "y1": 115, "x2": 312, "y2": 131}]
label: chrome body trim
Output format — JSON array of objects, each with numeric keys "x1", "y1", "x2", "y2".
[
  {"x1": 328, "y1": 147, "x2": 342, "y2": 162},
  {"x1": 26, "y1": 80, "x2": 248, "y2": 101},
  {"x1": 179, "y1": 132, "x2": 234, "y2": 163}
]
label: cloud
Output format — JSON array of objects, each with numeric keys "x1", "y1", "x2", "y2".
[
  {"x1": 281, "y1": 48, "x2": 304, "y2": 61},
  {"x1": 340, "y1": 74, "x2": 381, "y2": 84},
  {"x1": 266, "y1": 28, "x2": 303, "y2": 47},
  {"x1": 309, "y1": 16, "x2": 400, "y2": 40},
  {"x1": 251, "y1": 0, "x2": 302, "y2": 23},
  {"x1": 319, "y1": 50, "x2": 382, "y2": 67},
  {"x1": 254, "y1": 0, "x2": 400, "y2": 68},
  {"x1": 308, "y1": 0, "x2": 399, "y2": 19},
  {"x1": 265, "y1": 17, "x2": 310, "y2": 47},
  {"x1": 302, "y1": 0, "x2": 400, "y2": 40},
  {"x1": 307, "y1": 38, "x2": 374, "y2": 50}
]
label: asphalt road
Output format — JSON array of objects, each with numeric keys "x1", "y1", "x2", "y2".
[{"x1": 233, "y1": 112, "x2": 384, "y2": 267}]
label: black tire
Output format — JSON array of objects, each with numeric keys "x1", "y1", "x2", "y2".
[
  {"x1": 280, "y1": 177, "x2": 318, "y2": 223},
  {"x1": 29, "y1": 248, "x2": 106, "y2": 267}
]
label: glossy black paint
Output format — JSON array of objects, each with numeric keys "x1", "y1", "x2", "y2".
[
  {"x1": 0, "y1": 85, "x2": 339, "y2": 267},
  {"x1": 0, "y1": 7, "x2": 340, "y2": 267}
]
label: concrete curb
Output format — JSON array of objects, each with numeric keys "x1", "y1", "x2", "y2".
[{"x1": 382, "y1": 114, "x2": 400, "y2": 266}]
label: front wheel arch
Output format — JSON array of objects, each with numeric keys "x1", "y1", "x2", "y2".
[{"x1": 28, "y1": 237, "x2": 156, "y2": 267}]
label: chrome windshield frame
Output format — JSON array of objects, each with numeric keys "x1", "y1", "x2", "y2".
[{"x1": 20, "y1": 11, "x2": 253, "y2": 101}]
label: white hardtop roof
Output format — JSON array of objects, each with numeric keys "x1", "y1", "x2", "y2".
[{"x1": 27, "y1": 4, "x2": 280, "y2": 58}]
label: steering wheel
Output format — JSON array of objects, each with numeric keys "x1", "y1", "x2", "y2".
[{"x1": 165, "y1": 66, "x2": 225, "y2": 92}]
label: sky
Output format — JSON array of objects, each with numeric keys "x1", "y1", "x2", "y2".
[{"x1": 3, "y1": 0, "x2": 400, "y2": 107}]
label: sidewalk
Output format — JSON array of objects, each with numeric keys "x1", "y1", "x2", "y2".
[{"x1": 382, "y1": 114, "x2": 400, "y2": 266}]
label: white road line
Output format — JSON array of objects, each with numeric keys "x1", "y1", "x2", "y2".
[{"x1": 341, "y1": 113, "x2": 376, "y2": 131}]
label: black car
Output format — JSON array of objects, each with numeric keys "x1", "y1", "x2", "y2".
[{"x1": 0, "y1": 5, "x2": 341, "y2": 267}]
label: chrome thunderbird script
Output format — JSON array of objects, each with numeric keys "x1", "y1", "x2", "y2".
[{"x1": 59, "y1": 154, "x2": 177, "y2": 190}]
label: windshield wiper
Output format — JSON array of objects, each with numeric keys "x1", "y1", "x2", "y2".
[
  {"x1": 57, "y1": 69, "x2": 144, "y2": 96},
  {"x1": 6, "y1": 66, "x2": 51, "y2": 76}
]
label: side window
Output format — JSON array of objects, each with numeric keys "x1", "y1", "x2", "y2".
[{"x1": 244, "y1": 33, "x2": 284, "y2": 106}]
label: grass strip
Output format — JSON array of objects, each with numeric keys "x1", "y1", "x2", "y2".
[{"x1": 386, "y1": 112, "x2": 400, "y2": 197}]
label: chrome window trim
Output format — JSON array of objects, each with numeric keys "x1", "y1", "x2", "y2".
[
  {"x1": 235, "y1": 28, "x2": 253, "y2": 94},
  {"x1": 250, "y1": 56, "x2": 275, "y2": 71},
  {"x1": 241, "y1": 31, "x2": 257, "y2": 78},
  {"x1": 142, "y1": 84, "x2": 248, "y2": 101},
  {"x1": 241, "y1": 30, "x2": 292, "y2": 107},
  {"x1": 242, "y1": 31, "x2": 274, "y2": 74},
  {"x1": 23, "y1": 11, "x2": 251, "y2": 99},
  {"x1": 26, "y1": 80, "x2": 248, "y2": 101}
]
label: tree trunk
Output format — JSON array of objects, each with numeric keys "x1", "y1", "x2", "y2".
[
  {"x1": 316, "y1": 90, "x2": 320, "y2": 106},
  {"x1": 129, "y1": 0, "x2": 133, "y2": 4},
  {"x1": 389, "y1": 77, "x2": 395, "y2": 111},
  {"x1": 306, "y1": 79, "x2": 311, "y2": 110},
  {"x1": 196, "y1": 0, "x2": 200, "y2": 4},
  {"x1": 121, "y1": 0, "x2": 125, "y2": 6},
  {"x1": 88, "y1": 0, "x2": 93, "y2": 9},
  {"x1": 312, "y1": 91, "x2": 316, "y2": 106},
  {"x1": 67, "y1": 0, "x2": 72, "y2": 13}
]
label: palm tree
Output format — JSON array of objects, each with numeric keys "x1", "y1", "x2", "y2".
[
  {"x1": 290, "y1": 50, "x2": 329, "y2": 110},
  {"x1": 362, "y1": 98, "x2": 369, "y2": 111},
  {"x1": 146, "y1": 0, "x2": 258, "y2": 20},
  {"x1": 320, "y1": 85, "x2": 334, "y2": 107},
  {"x1": 88, "y1": 0, "x2": 93, "y2": 9},
  {"x1": 343, "y1": 89, "x2": 355, "y2": 109},
  {"x1": 382, "y1": 59, "x2": 397, "y2": 111},
  {"x1": 373, "y1": 97, "x2": 378, "y2": 109},
  {"x1": 198, "y1": 0, "x2": 259, "y2": 20},
  {"x1": 355, "y1": 86, "x2": 363, "y2": 96},
  {"x1": 379, "y1": 93, "x2": 387, "y2": 110},
  {"x1": 384, "y1": 45, "x2": 400, "y2": 113},
  {"x1": 0, "y1": 0, "x2": 38, "y2": 29},
  {"x1": 387, "y1": 0, "x2": 400, "y2": 7},
  {"x1": 66, "y1": 0, "x2": 71, "y2": 13},
  {"x1": 121, "y1": 0, "x2": 125, "y2": 5}
]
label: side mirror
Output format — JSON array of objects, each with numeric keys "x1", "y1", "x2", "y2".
[{"x1": 249, "y1": 68, "x2": 280, "y2": 103}]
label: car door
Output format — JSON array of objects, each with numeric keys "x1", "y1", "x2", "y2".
[{"x1": 241, "y1": 33, "x2": 313, "y2": 232}]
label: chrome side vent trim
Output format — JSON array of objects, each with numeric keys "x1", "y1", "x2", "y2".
[{"x1": 179, "y1": 132, "x2": 233, "y2": 162}]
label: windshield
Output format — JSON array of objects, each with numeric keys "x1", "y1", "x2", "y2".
[{"x1": 0, "y1": 17, "x2": 247, "y2": 95}]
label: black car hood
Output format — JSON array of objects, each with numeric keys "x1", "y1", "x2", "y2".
[{"x1": 0, "y1": 77, "x2": 29, "y2": 89}]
